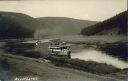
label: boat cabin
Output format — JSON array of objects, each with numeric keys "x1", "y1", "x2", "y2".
[{"x1": 48, "y1": 42, "x2": 71, "y2": 59}]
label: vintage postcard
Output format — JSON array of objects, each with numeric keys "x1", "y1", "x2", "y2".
[{"x1": 0, "y1": 0, "x2": 127, "y2": 81}]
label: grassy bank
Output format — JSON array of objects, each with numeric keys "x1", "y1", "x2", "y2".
[{"x1": 1, "y1": 41, "x2": 127, "y2": 79}]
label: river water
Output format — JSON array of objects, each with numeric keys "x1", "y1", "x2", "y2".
[
  {"x1": 71, "y1": 49, "x2": 128, "y2": 69},
  {"x1": 24, "y1": 39, "x2": 128, "y2": 69}
]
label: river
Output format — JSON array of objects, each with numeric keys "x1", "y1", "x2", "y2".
[
  {"x1": 71, "y1": 49, "x2": 128, "y2": 69},
  {"x1": 24, "y1": 39, "x2": 128, "y2": 69}
]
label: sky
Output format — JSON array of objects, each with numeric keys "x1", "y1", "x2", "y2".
[{"x1": 0, "y1": 0, "x2": 127, "y2": 21}]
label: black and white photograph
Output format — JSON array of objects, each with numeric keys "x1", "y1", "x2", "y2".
[{"x1": 0, "y1": 0, "x2": 127, "y2": 81}]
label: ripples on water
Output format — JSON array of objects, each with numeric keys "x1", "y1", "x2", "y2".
[{"x1": 72, "y1": 49, "x2": 128, "y2": 69}]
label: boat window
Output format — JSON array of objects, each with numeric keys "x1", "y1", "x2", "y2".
[{"x1": 61, "y1": 47, "x2": 67, "y2": 49}]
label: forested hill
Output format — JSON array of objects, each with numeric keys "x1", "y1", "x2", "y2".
[
  {"x1": 81, "y1": 11, "x2": 127, "y2": 36},
  {"x1": 0, "y1": 12, "x2": 97, "y2": 39},
  {"x1": 0, "y1": 12, "x2": 38, "y2": 39}
]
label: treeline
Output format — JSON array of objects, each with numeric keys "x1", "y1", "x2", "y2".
[
  {"x1": 0, "y1": 12, "x2": 36, "y2": 39},
  {"x1": 81, "y1": 10, "x2": 127, "y2": 35},
  {"x1": 98, "y1": 42, "x2": 128, "y2": 61}
]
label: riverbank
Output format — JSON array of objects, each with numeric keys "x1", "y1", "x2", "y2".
[{"x1": 0, "y1": 41, "x2": 128, "y2": 81}]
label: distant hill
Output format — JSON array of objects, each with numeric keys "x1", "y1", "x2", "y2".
[
  {"x1": 0, "y1": 12, "x2": 98, "y2": 39},
  {"x1": 0, "y1": 12, "x2": 37, "y2": 39},
  {"x1": 36, "y1": 17, "x2": 97, "y2": 36},
  {"x1": 81, "y1": 11, "x2": 127, "y2": 36}
]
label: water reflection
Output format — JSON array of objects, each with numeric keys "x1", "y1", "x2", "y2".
[{"x1": 71, "y1": 49, "x2": 128, "y2": 69}]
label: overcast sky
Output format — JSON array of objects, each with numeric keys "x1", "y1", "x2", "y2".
[{"x1": 0, "y1": 0, "x2": 127, "y2": 21}]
